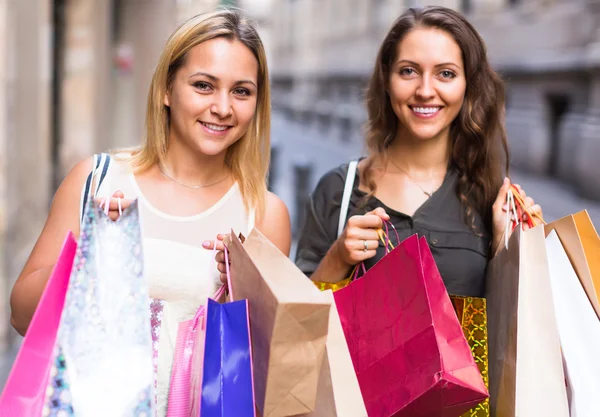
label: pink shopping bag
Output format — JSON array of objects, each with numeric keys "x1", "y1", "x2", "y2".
[
  {"x1": 0, "y1": 232, "x2": 77, "y2": 415},
  {"x1": 166, "y1": 285, "x2": 225, "y2": 417},
  {"x1": 333, "y1": 234, "x2": 488, "y2": 417}
]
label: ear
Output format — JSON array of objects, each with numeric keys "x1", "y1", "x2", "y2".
[{"x1": 163, "y1": 90, "x2": 170, "y2": 107}]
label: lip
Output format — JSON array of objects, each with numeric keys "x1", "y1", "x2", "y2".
[
  {"x1": 409, "y1": 105, "x2": 443, "y2": 119},
  {"x1": 199, "y1": 121, "x2": 233, "y2": 137}
]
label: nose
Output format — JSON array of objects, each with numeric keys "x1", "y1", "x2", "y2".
[
  {"x1": 210, "y1": 91, "x2": 233, "y2": 118},
  {"x1": 416, "y1": 75, "x2": 435, "y2": 100}
]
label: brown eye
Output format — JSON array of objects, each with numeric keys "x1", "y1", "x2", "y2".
[
  {"x1": 193, "y1": 82, "x2": 212, "y2": 91},
  {"x1": 440, "y1": 70, "x2": 456, "y2": 79},
  {"x1": 233, "y1": 88, "x2": 251, "y2": 96}
]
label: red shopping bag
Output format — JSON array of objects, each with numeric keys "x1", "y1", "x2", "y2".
[{"x1": 333, "y1": 234, "x2": 488, "y2": 417}]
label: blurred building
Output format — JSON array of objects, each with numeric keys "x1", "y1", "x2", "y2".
[
  {"x1": 0, "y1": 0, "x2": 272, "y2": 351},
  {"x1": 269, "y1": 0, "x2": 600, "y2": 196}
]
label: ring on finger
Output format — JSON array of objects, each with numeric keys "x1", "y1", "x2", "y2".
[{"x1": 363, "y1": 240, "x2": 369, "y2": 252}]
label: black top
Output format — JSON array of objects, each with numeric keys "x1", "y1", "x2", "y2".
[{"x1": 295, "y1": 162, "x2": 492, "y2": 297}]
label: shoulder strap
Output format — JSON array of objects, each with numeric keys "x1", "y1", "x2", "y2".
[
  {"x1": 337, "y1": 160, "x2": 358, "y2": 238},
  {"x1": 80, "y1": 153, "x2": 111, "y2": 222}
]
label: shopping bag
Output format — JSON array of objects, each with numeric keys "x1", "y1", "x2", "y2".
[
  {"x1": 0, "y1": 233, "x2": 77, "y2": 416},
  {"x1": 225, "y1": 229, "x2": 330, "y2": 417},
  {"x1": 545, "y1": 210, "x2": 600, "y2": 319},
  {"x1": 545, "y1": 231, "x2": 600, "y2": 416},
  {"x1": 167, "y1": 286, "x2": 225, "y2": 417},
  {"x1": 305, "y1": 290, "x2": 367, "y2": 417},
  {"x1": 44, "y1": 199, "x2": 155, "y2": 416},
  {"x1": 333, "y1": 234, "x2": 488, "y2": 417},
  {"x1": 486, "y1": 226, "x2": 569, "y2": 417},
  {"x1": 450, "y1": 296, "x2": 489, "y2": 417},
  {"x1": 191, "y1": 246, "x2": 255, "y2": 417}
]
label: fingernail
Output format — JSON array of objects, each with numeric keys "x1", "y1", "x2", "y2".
[
  {"x1": 504, "y1": 177, "x2": 509, "y2": 185},
  {"x1": 202, "y1": 241, "x2": 211, "y2": 248},
  {"x1": 502, "y1": 203, "x2": 508, "y2": 211}
]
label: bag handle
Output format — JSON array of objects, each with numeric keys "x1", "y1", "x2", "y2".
[
  {"x1": 224, "y1": 245, "x2": 235, "y2": 301},
  {"x1": 337, "y1": 160, "x2": 358, "y2": 238},
  {"x1": 80, "y1": 153, "x2": 111, "y2": 223},
  {"x1": 193, "y1": 242, "x2": 226, "y2": 329}
]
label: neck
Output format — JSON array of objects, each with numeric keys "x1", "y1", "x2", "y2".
[
  {"x1": 162, "y1": 138, "x2": 231, "y2": 186},
  {"x1": 386, "y1": 127, "x2": 451, "y2": 175}
]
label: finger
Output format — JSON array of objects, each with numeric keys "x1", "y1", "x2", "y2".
[
  {"x1": 216, "y1": 234, "x2": 227, "y2": 241},
  {"x1": 112, "y1": 190, "x2": 125, "y2": 199},
  {"x1": 220, "y1": 273, "x2": 228, "y2": 284},
  {"x1": 493, "y1": 177, "x2": 511, "y2": 209},
  {"x1": 214, "y1": 251, "x2": 225, "y2": 264},
  {"x1": 353, "y1": 214, "x2": 385, "y2": 229},
  {"x1": 217, "y1": 262, "x2": 227, "y2": 274},
  {"x1": 103, "y1": 198, "x2": 134, "y2": 211},
  {"x1": 353, "y1": 239, "x2": 380, "y2": 253},
  {"x1": 202, "y1": 240, "x2": 225, "y2": 251},
  {"x1": 366, "y1": 207, "x2": 390, "y2": 221},
  {"x1": 524, "y1": 196, "x2": 535, "y2": 208},
  {"x1": 512, "y1": 183, "x2": 527, "y2": 199},
  {"x1": 107, "y1": 212, "x2": 120, "y2": 221},
  {"x1": 354, "y1": 249, "x2": 378, "y2": 263},
  {"x1": 346, "y1": 228, "x2": 381, "y2": 241}
]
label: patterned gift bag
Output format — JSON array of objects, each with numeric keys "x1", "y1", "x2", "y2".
[
  {"x1": 451, "y1": 296, "x2": 490, "y2": 417},
  {"x1": 44, "y1": 199, "x2": 154, "y2": 417}
]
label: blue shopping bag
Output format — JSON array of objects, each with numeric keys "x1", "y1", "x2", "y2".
[
  {"x1": 198, "y1": 245, "x2": 255, "y2": 417},
  {"x1": 200, "y1": 298, "x2": 255, "y2": 416}
]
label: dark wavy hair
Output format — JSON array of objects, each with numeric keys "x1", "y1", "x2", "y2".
[{"x1": 362, "y1": 6, "x2": 509, "y2": 234}]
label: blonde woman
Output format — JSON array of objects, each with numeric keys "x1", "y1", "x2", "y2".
[{"x1": 10, "y1": 9, "x2": 291, "y2": 415}]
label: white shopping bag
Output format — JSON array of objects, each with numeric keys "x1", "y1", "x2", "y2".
[{"x1": 546, "y1": 231, "x2": 600, "y2": 417}]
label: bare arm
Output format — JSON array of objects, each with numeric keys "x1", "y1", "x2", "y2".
[
  {"x1": 10, "y1": 157, "x2": 93, "y2": 335},
  {"x1": 254, "y1": 191, "x2": 292, "y2": 256}
]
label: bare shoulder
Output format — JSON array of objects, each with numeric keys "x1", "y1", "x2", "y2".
[{"x1": 256, "y1": 191, "x2": 292, "y2": 256}]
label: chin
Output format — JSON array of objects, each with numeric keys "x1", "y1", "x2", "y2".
[{"x1": 409, "y1": 129, "x2": 444, "y2": 142}]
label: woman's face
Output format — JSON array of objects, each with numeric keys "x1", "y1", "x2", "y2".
[
  {"x1": 388, "y1": 27, "x2": 466, "y2": 144},
  {"x1": 164, "y1": 37, "x2": 259, "y2": 157}
]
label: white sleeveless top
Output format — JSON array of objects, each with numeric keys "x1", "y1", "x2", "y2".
[{"x1": 90, "y1": 156, "x2": 255, "y2": 416}]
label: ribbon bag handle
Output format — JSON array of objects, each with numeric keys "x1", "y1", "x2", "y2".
[{"x1": 223, "y1": 245, "x2": 235, "y2": 301}]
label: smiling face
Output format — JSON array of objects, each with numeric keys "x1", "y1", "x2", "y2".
[
  {"x1": 164, "y1": 37, "x2": 259, "y2": 157},
  {"x1": 388, "y1": 27, "x2": 466, "y2": 144}
]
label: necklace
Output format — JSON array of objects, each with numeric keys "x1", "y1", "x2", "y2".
[
  {"x1": 388, "y1": 158, "x2": 438, "y2": 198},
  {"x1": 158, "y1": 164, "x2": 229, "y2": 189}
]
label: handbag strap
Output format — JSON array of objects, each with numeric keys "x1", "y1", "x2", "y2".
[
  {"x1": 337, "y1": 160, "x2": 358, "y2": 238},
  {"x1": 80, "y1": 153, "x2": 111, "y2": 223}
]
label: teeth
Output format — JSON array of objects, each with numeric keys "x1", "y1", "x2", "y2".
[
  {"x1": 413, "y1": 107, "x2": 440, "y2": 114},
  {"x1": 203, "y1": 122, "x2": 228, "y2": 131}
]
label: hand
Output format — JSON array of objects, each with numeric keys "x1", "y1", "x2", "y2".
[
  {"x1": 202, "y1": 234, "x2": 228, "y2": 284},
  {"x1": 334, "y1": 207, "x2": 390, "y2": 266},
  {"x1": 492, "y1": 178, "x2": 543, "y2": 253},
  {"x1": 95, "y1": 190, "x2": 134, "y2": 221}
]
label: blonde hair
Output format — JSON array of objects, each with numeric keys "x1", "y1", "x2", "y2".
[{"x1": 129, "y1": 8, "x2": 271, "y2": 213}]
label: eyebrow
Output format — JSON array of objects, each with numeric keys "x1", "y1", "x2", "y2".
[
  {"x1": 395, "y1": 60, "x2": 461, "y2": 69},
  {"x1": 188, "y1": 71, "x2": 257, "y2": 88}
]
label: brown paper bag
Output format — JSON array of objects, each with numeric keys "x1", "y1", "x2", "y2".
[
  {"x1": 226, "y1": 229, "x2": 331, "y2": 417},
  {"x1": 545, "y1": 210, "x2": 600, "y2": 319},
  {"x1": 303, "y1": 290, "x2": 367, "y2": 417},
  {"x1": 485, "y1": 226, "x2": 569, "y2": 417}
]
